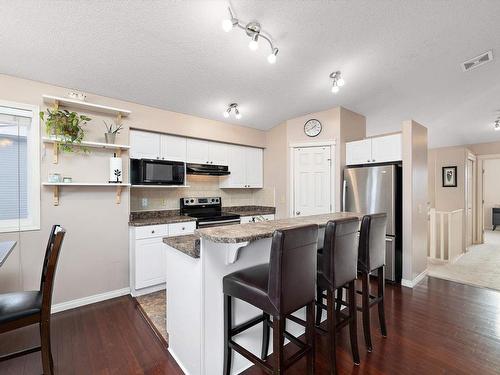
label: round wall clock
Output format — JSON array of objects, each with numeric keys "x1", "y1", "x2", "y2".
[{"x1": 304, "y1": 119, "x2": 322, "y2": 137}]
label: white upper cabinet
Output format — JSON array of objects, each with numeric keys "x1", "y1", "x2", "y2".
[
  {"x1": 220, "y1": 145, "x2": 246, "y2": 188},
  {"x1": 186, "y1": 138, "x2": 210, "y2": 164},
  {"x1": 345, "y1": 139, "x2": 372, "y2": 165},
  {"x1": 220, "y1": 145, "x2": 263, "y2": 188},
  {"x1": 245, "y1": 147, "x2": 263, "y2": 188},
  {"x1": 160, "y1": 134, "x2": 186, "y2": 162},
  {"x1": 345, "y1": 134, "x2": 402, "y2": 165},
  {"x1": 371, "y1": 134, "x2": 402, "y2": 163},
  {"x1": 130, "y1": 130, "x2": 161, "y2": 159},
  {"x1": 208, "y1": 142, "x2": 228, "y2": 165}
]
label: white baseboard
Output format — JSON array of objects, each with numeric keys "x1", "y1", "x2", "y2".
[
  {"x1": 131, "y1": 283, "x2": 166, "y2": 297},
  {"x1": 51, "y1": 287, "x2": 130, "y2": 314},
  {"x1": 168, "y1": 348, "x2": 191, "y2": 375},
  {"x1": 401, "y1": 269, "x2": 428, "y2": 288}
]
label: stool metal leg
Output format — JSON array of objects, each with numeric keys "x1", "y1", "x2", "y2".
[
  {"x1": 261, "y1": 313, "x2": 270, "y2": 360},
  {"x1": 377, "y1": 266, "x2": 387, "y2": 337},
  {"x1": 348, "y1": 281, "x2": 360, "y2": 365},
  {"x1": 361, "y1": 272, "x2": 373, "y2": 352},
  {"x1": 224, "y1": 294, "x2": 232, "y2": 375}
]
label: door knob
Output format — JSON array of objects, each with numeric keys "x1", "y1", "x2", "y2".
[{"x1": 296, "y1": 211, "x2": 301, "y2": 215}]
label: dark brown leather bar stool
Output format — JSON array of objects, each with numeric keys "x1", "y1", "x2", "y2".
[
  {"x1": 223, "y1": 224, "x2": 318, "y2": 375},
  {"x1": 357, "y1": 213, "x2": 388, "y2": 352},
  {"x1": 0, "y1": 225, "x2": 66, "y2": 375},
  {"x1": 314, "y1": 218, "x2": 360, "y2": 374}
]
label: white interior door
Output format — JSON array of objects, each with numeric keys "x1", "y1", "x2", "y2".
[{"x1": 293, "y1": 146, "x2": 332, "y2": 217}]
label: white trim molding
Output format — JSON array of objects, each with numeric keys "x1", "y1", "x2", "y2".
[
  {"x1": 51, "y1": 287, "x2": 130, "y2": 314},
  {"x1": 401, "y1": 269, "x2": 428, "y2": 288}
]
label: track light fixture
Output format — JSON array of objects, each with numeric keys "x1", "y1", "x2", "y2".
[
  {"x1": 330, "y1": 71, "x2": 345, "y2": 94},
  {"x1": 494, "y1": 119, "x2": 500, "y2": 131},
  {"x1": 223, "y1": 103, "x2": 241, "y2": 120},
  {"x1": 222, "y1": 7, "x2": 279, "y2": 64}
]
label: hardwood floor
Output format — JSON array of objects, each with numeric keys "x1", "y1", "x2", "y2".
[{"x1": 1, "y1": 278, "x2": 500, "y2": 374}]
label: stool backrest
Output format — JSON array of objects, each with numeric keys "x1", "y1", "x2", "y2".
[
  {"x1": 40, "y1": 225, "x2": 66, "y2": 319},
  {"x1": 358, "y1": 214, "x2": 387, "y2": 273},
  {"x1": 268, "y1": 224, "x2": 318, "y2": 315},
  {"x1": 321, "y1": 217, "x2": 360, "y2": 289}
]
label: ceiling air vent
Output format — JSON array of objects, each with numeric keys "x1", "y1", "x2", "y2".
[{"x1": 461, "y1": 50, "x2": 493, "y2": 72}]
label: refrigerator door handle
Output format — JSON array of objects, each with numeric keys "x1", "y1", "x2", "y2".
[{"x1": 342, "y1": 180, "x2": 347, "y2": 212}]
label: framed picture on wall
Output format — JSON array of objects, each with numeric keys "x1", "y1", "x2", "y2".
[{"x1": 442, "y1": 166, "x2": 457, "y2": 187}]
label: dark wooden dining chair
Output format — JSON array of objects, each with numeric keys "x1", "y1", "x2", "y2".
[{"x1": 0, "y1": 225, "x2": 66, "y2": 375}]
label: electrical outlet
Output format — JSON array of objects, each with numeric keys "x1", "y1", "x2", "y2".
[
  {"x1": 141, "y1": 198, "x2": 148, "y2": 208},
  {"x1": 161, "y1": 199, "x2": 167, "y2": 207}
]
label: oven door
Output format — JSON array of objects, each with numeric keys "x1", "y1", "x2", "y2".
[{"x1": 140, "y1": 159, "x2": 185, "y2": 185}]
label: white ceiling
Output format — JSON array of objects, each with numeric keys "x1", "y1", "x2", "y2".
[{"x1": 1, "y1": 0, "x2": 499, "y2": 148}]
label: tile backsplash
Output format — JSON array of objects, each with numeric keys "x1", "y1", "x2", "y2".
[{"x1": 130, "y1": 175, "x2": 275, "y2": 211}]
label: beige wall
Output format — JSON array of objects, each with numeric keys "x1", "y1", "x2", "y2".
[
  {"x1": 428, "y1": 146, "x2": 467, "y2": 211},
  {"x1": 264, "y1": 107, "x2": 366, "y2": 218},
  {"x1": 263, "y1": 122, "x2": 288, "y2": 219},
  {"x1": 0, "y1": 74, "x2": 267, "y2": 304},
  {"x1": 402, "y1": 120, "x2": 428, "y2": 281}
]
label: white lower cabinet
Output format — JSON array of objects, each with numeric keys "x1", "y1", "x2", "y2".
[
  {"x1": 130, "y1": 221, "x2": 195, "y2": 295},
  {"x1": 135, "y1": 237, "x2": 166, "y2": 289},
  {"x1": 240, "y1": 214, "x2": 275, "y2": 224}
]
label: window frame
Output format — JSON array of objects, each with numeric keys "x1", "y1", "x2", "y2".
[{"x1": 0, "y1": 100, "x2": 40, "y2": 233}]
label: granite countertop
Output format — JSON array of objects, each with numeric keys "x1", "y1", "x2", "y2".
[
  {"x1": 163, "y1": 234, "x2": 200, "y2": 258},
  {"x1": 129, "y1": 210, "x2": 196, "y2": 226},
  {"x1": 223, "y1": 205, "x2": 276, "y2": 217},
  {"x1": 195, "y1": 212, "x2": 362, "y2": 244}
]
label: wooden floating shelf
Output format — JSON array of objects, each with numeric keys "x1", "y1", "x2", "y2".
[
  {"x1": 42, "y1": 137, "x2": 130, "y2": 164},
  {"x1": 42, "y1": 95, "x2": 131, "y2": 117},
  {"x1": 130, "y1": 185, "x2": 190, "y2": 188},
  {"x1": 42, "y1": 182, "x2": 131, "y2": 206}
]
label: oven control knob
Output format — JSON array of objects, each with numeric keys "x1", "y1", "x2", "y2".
[
  {"x1": 190, "y1": 199, "x2": 195, "y2": 203},
  {"x1": 211, "y1": 198, "x2": 215, "y2": 203}
]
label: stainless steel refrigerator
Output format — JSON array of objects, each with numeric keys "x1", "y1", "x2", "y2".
[{"x1": 343, "y1": 164, "x2": 402, "y2": 282}]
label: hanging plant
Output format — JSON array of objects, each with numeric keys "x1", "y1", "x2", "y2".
[{"x1": 40, "y1": 108, "x2": 91, "y2": 152}]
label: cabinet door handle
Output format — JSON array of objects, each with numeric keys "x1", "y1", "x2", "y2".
[
  {"x1": 182, "y1": 227, "x2": 185, "y2": 230},
  {"x1": 367, "y1": 159, "x2": 370, "y2": 162},
  {"x1": 151, "y1": 230, "x2": 155, "y2": 234},
  {"x1": 296, "y1": 211, "x2": 301, "y2": 216}
]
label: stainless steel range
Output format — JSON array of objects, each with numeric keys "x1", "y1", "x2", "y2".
[{"x1": 180, "y1": 197, "x2": 240, "y2": 228}]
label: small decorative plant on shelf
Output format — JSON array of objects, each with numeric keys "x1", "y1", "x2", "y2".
[
  {"x1": 103, "y1": 119, "x2": 124, "y2": 144},
  {"x1": 40, "y1": 108, "x2": 91, "y2": 152}
]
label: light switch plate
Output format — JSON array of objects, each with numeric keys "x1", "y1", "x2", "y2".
[{"x1": 141, "y1": 198, "x2": 148, "y2": 208}]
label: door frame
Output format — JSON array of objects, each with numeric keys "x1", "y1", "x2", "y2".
[
  {"x1": 288, "y1": 140, "x2": 336, "y2": 218},
  {"x1": 477, "y1": 153, "x2": 500, "y2": 243},
  {"x1": 464, "y1": 152, "x2": 476, "y2": 249}
]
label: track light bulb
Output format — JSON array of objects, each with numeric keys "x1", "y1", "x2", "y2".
[
  {"x1": 337, "y1": 77, "x2": 345, "y2": 87},
  {"x1": 223, "y1": 111, "x2": 230, "y2": 118},
  {"x1": 222, "y1": 19, "x2": 233, "y2": 32},
  {"x1": 249, "y1": 34, "x2": 259, "y2": 51},
  {"x1": 331, "y1": 85, "x2": 339, "y2": 94},
  {"x1": 235, "y1": 109, "x2": 241, "y2": 119},
  {"x1": 267, "y1": 48, "x2": 278, "y2": 64}
]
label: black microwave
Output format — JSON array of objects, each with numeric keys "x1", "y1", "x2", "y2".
[{"x1": 131, "y1": 159, "x2": 185, "y2": 185}]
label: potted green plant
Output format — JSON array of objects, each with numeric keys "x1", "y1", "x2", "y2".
[
  {"x1": 40, "y1": 108, "x2": 91, "y2": 152},
  {"x1": 103, "y1": 119, "x2": 124, "y2": 144}
]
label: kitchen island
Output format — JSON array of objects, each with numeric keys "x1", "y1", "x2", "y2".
[{"x1": 163, "y1": 212, "x2": 361, "y2": 375}]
